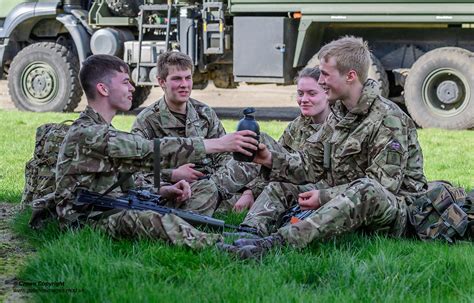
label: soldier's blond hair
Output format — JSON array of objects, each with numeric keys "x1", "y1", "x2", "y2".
[
  {"x1": 318, "y1": 36, "x2": 370, "y2": 83},
  {"x1": 157, "y1": 51, "x2": 193, "y2": 79}
]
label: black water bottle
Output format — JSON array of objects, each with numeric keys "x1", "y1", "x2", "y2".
[{"x1": 233, "y1": 107, "x2": 260, "y2": 162}]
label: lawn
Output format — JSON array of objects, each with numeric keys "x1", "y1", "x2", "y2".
[{"x1": 1, "y1": 109, "x2": 473, "y2": 302}]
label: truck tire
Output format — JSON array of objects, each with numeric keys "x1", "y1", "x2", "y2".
[
  {"x1": 106, "y1": 0, "x2": 141, "y2": 17},
  {"x1": 306, "y1": 53, "x2": 389, "y2": 97},
  {"x1": 131, "y1": 86, "x2": 152, "y2": 110},
  {"x1": 8, "y1": 42, "x2": 82, "y2": 112},
  {"x1": 368, "y1": 55, "x2": 389, "y2": 98},
  {"x1": 193, "y1": 71, "x2": 209, "y2": 90},
  {"x1": 212, "y1": 66, "x2": 238, "y2": 89},
  {"x1": 404, "y1": 47, "x2": 474, "y2": 129}
]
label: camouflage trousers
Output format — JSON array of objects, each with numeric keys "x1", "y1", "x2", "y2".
[
  {"x1": 185, "y1": 179, "x2": 219, "y2": 216},
  {"x1": 209, "y1": 133, "x2": 279, "y2": 211},
  {"x1": 135, "y1": 177, "x2": 219, "y2": 217},
  {"x1": 245, "y1": 177, "x2": 407, "y2": 248},
  {"x1": 93, "y1": 210, "x2": 222, "y2": 249},
  {"x1": 277, "y1": 178, "x2": 407, "y2": 247},
  {"x1": 211, "y1": 159, "x2": 260, "y2": 200},
  {"x1": 241, "y1": 182, "x2": 319, "y2": 236}
]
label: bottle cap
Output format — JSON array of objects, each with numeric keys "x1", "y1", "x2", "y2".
[{"x1": 243, "y1": 107, "x2": 256, "y2": 115}]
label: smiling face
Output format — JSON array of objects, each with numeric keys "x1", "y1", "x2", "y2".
[
  {"x1": 158, "y1": 65, "x2": 193, "y2": 109},
  {"x1": 318, "y1": 56, "x2": 350, "y2": 104},
  {"x1": 296, "y1": 76, "x2": 328, "y2": 118},
  {"x1": 105, "y1": 71, "x2": 135, "y2": 112}
]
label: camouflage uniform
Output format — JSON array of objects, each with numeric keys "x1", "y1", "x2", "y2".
[
  {"x1": 55, "y1": 106, "x2": 221, "y2": 248},
  {"x1": 251, "y1": 80, "x2": 428, "y2": 247},
  {"x1": 132, "y1": 97, "x2": 259, "y2": 212},
  {"x1": 242, "y1": 116, "x2": 326, "y2": 235}
]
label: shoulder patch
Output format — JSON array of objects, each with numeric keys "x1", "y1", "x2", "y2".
[{"x1": 388, "y1": 139, "x2": 402, "y2": 151}]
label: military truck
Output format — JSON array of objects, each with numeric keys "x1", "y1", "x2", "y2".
[{"x1": 1, "y1": 0, "x2": 473, "y2": 129}]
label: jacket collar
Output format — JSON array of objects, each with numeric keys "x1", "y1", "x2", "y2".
[
  {"x1": 350, "y1": 79, "x2": 380, "y2": 115},
  {"x1": 157, "y1": 97, "x2": 202, "y2": 135},
  {"x1": 332, "y1": 79, "x2": 380, "y2": 128},
  {"x1": 299, "y1": 114, "x2": 322, "y2": 131},
  {"x1": 82, "y1": 106, "x2": 109, "y2": 125}
]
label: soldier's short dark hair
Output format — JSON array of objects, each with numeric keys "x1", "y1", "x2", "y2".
[
  {"x1": 156, "y1": 51, "x2": 193, "y2": 80},
  {"x1": 318, "y1": 36, "x2": 370, "y2": 83},
  {"x1": 295, "y1": 67, "x2": 321, "y2": 84},
  {"x1": 79, "y1": 54, "x2": 130, "y2": 99}
]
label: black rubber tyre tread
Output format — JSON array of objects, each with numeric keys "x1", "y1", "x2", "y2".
[
  {"x1": 106, "y1": 0, "x2": 141, "y2": 17},
  {"x1": 306, "y1": 52, "x2": 389, "y2": 97},
  {"x1": 8, "y1": 42, "x2": 82, "y2": 112},
  {"x1": 404, "y1": 47, "x2": 474, "y2": 130},
  {"x1": 211, "y1": 67, "x2": 238, "y2": 89},
  {"x1": 368, "y1": 54, "x2": 389, "y2": 98},
  {"x1": 193, "y1": 71, "x2": 209, "y2": 90},
  {"x1": 193, "y1": 81, "x2": 209, "y2": 90},
  {"x1": 130, "y1": 86, "x2": 152, "y2": 110}
]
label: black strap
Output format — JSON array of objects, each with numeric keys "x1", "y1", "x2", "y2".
[
  {"x1": 91, "y1": 138, "x2": 160, "y2": 201},
  {"x1": 97, "y1": 172, "x2": 133, "y2": 200},
  {"x1": 154, "y1": 138, "x2": 161, "y2": 192}
]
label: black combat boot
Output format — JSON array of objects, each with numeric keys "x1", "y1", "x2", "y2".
[{"x1": 217, "y1": 234, "x2": 285, "y2": 259}]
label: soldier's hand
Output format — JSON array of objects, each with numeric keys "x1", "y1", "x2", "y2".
[
  {"x1": 204, "y1": 130, "x2": 258, "y2": 155},
  {"x1": 298, "y1": 190, "x2": 321, "y2": 210},
  {"x1": 160, "y1": 180, "x2": 191, "y2": 206},
  {"x1": 171, "y1": 163, "x2": 205, "y2": 183},
  {"x1": 233, "y1": 189, "x2": 255, "y2": 212},
  {"x1": 253, "y1": 143, "x2": 272, "y2": 168}
]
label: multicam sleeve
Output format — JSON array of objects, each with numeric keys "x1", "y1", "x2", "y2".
[
  {"x1": 107, "y1": 130, "x2": 206, "y2": 171},
  {"x1": 131, "y1": 115, "x2": 154, "y2": 139},
  {"x1": 278, "y1": 120, "x2": 297, "y2": 152},
  {"x1": 246, "y1": 132, "x2": 290, "y2": 197},
  {"x1": 160, "y1": 169, "x2": 173, "y2": 182},
  {"x1": 206, "y1": 109, "x2": 233, "y2": 167},
  {"x1": 247, "y1": 178, "x2": 268, "y2": 198},
  {"x1": 262, "y1": 139, "x2": 325, "y2": 185},
  {"x1": 158, "y1": 136, "x2": 206, "y2": 168},
  {"x1": 318, "y1": 183, "x2": 351, "y2": 205}
]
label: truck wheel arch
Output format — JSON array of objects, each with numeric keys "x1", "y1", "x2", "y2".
[{"x1": 56, "y1": 13, "x2": 91, "y2": 65}]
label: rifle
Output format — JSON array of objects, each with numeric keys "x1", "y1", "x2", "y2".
[{"x1": 75, "y1": 189, "x2": 258, "y2": 234}]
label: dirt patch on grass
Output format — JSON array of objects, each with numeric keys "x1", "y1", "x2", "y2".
[{"x1": 0, "y1": 203, "x2": 33, "y2": 302}]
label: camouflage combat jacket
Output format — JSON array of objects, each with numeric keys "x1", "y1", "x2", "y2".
[
  {"x1": 55, "y1": 106, "x2": 206, "y2": 222},
  {"x1": 279, "y1": 115, "x2": 322, "y2": 153},
  {"x1": 132, "y1": 97, "x2": 230, "y2": 181},
  {"x1": 249, "y1": 115, "x2": 322, "y2": 197},
  {"x1": 265, "y1": 80, "x2": 428, "y2": 207}
]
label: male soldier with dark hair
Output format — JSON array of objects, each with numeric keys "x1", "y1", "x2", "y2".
[
  {"x1": 132, "y1": 51, "x2": 260, "y2": 214},
  {"x1": 222, "y1": 36, "x2": 428, "y2": 258},
  {"x1": 55, "y1": 54, "x2": 258, "y2": 247}
]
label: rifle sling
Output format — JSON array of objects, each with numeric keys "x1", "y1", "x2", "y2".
[
  {"x1": 91, "y1": 138, "x2": 161, "y2": 202},
  {"x1": 95, "y1": 172, "x2": 133, "y2": 201},
  {"x1": 154, "y1": 138, "x2": 160, "y2": 192}
]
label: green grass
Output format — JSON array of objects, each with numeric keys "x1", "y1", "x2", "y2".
[
  {"x1": 2, "y1": 109, "x2": 474, "y2": 302},
  {"x1": 12, "y1": 210, "x2": 474, "y2": 302}
]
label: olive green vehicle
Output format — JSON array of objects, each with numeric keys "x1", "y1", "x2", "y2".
[{"x1": 1, "y1": 0, "x2": 473, "y2": 129}]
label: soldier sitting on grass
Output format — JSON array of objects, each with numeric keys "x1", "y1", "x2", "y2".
[
  {"x1": 54, "y1": 54, "x2": 258, "y2": 248},
  {"x1": 131, "y1": 51, "x2": 262, "y2": 215},
  {"x1": 220, "y1": 36, "x2": 429, "y2": 258},
  {"x1": 233, "y1": 67, "x2": 331, "y2": 223}
]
